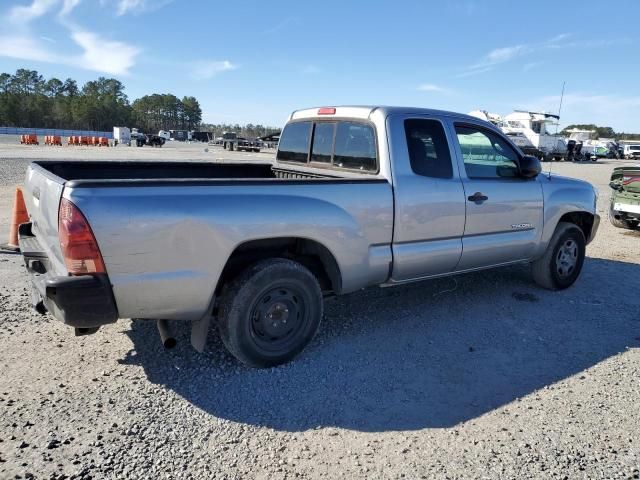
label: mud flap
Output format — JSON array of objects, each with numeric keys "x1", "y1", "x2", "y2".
[{"x1": 190, "y1": 313, "x2": 212, "y2": 353}]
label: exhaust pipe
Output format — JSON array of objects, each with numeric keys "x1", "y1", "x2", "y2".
[{"x1": 156, "y1": 319, "x2": 177, "y2": 349}]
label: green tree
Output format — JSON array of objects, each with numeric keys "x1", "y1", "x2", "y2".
[
  {"x1": 181, "y1": 96, "x2": 202, "y2": 130},
  {"x1": 0, "y1": 68, "x2": 207, "y2": 133}
]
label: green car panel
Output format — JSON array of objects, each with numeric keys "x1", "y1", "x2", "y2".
[{"x1": 609, "y1": 166, "x2": 640, "y2": 229}]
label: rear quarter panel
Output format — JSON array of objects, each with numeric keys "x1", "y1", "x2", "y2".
[{"x1": 64, "y1": 181, "x2": 393, "y2": 321}]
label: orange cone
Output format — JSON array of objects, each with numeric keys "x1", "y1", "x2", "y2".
[{"x1": 1, "y1": 187, "x2": 29, "y2": 252}]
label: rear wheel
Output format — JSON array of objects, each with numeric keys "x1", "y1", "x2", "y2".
[
  {"x1": 532, "y1": 222, "x2": 586, "y2": 290},
  {"x1": 218, "y1": 258, "x2": 323, "y2": 368}
]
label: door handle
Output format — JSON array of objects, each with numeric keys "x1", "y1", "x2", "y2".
[{"x1": 468, "y1": 192, "x2": 488, "y2": 204}]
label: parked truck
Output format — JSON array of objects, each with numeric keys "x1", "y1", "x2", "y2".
[
  {"x1": 18, "y1": 106, "x2": 599, "y2": 368},
  {"x1": 112, "y1": 126, "x2": 130, "y2": 145}
]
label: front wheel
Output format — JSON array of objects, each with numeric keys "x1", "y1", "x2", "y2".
[
  {"x1": 531, "y1": 222, "x2": 586, "y2": 290},
  {"x1": 218, "y1": 258, "x2": 323, "y2": 368}
]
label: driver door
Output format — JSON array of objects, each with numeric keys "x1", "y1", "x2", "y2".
[{"x1": 452, "y1": 122, "x2": 544, "y2": 271}]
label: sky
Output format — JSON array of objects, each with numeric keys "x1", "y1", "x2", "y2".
[{"x1": 1, "y1": 0, "x2": 639, "y2": 131}]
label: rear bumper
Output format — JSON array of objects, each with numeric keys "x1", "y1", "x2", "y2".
[{"x1": 19, "y1": 223, "x2": 118, "y2": 328}]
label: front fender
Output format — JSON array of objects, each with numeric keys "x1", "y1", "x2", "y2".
[{"x1": 536, "y1": 175, "x2": 597, "y2": 257}]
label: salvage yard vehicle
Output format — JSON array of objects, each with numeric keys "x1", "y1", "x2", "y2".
[
  {"x1": 236, "y1": 137, "x2": 261, "y2": 153},
  {"x1": 609, "y1": 166, "x2": 640, "y2": 230},
  {"x1": 221, "y1": 131, "x2": 238, "y2": 150},
  {"x1": 623, "y1": 144, "x2": 640, "y2": 159},
  {"x1": 18, "y1": 106, "x2": 600, "y2": 368}
]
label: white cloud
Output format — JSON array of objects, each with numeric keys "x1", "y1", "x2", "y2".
[
  {"x1": 486, "y1": 45, "x2": 527, "y2": 63},
  {"x1": 417, "y1": 83, "x2": 453, "y2": 94},
  {"x1": 115, "y1": 0, "x2": 142, "y2": 15},
  {"x1": 0, "y1": 30, "x2": 140, "y2": 75},
  {"x1": 263, "y1": 17, "x2": 299, "y2": 35},
  {"x1": 61, "y1": 0, "x2": 81, "y2": 16},
  {"x1": 1, "y1": 0, "x2": 141, "y2": 75},
  {"x1": 547, "y1": 33, "x2": 571, "y2": 43},
  {"x1": 114, "y1": 0, "x2": 173, "y2": 16},
  {"x1": 0, "y1": 35, "x2": 53, "y2": 63},
  {"x1": 191, "y1": 60, "x2": 238, "y2": 80},
  {"x1": 71, "y1": 30, "x2": 140, "y2": 75},
  {"x1": 8, "y1": 0, "x2": 57, "y2": 23},
  {"x1": 458, "y1": 33, "x2": 627, "y2": 78}
]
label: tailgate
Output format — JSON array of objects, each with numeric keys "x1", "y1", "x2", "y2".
[{"x1": 23, "y1": 163, "x2": 67, "y2": 274}]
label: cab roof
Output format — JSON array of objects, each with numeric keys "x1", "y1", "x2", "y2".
[{"x1": 289, "y1": 105, "x2": 483, "y2": 123}]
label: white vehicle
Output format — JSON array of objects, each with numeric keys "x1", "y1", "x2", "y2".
[
  {"x1": 623, "y1": 144, "x2": 640, "y2": 159},
  {"x1": 113, "y1": 126, "x2": 131, "y2": 145},
  {"x1": 565, "y1": 129, "x2": 612, "y2": 158},
  {"x1": 469, "y1": 110, "x2": 567, "y2": 160},
  {"x1": 158, "y1": 130, "x2": 171, "y2": 141},
  {"x1": 502, "y1": 111, "x2": 567, "y2": 161}
]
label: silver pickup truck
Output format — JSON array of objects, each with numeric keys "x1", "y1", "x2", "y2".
[{"x1": 19, "y1": 106, "x2": 600, "y2": 368}]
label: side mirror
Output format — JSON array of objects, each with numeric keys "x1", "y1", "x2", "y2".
[{"x1": 519, "y1": 155, "x2": 541, "y2": 178}]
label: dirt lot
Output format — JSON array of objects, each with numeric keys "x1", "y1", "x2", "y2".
[{"x1": 0, "y1": 139, "x2": 639, "y2": 479}]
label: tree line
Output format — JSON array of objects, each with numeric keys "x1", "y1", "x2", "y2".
[{"x1": 0, "y1": 69, "x2": 202, "y2": 132}]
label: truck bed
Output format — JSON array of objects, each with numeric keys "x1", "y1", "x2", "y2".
[
  {"x1": 22, "y1": 159, "x2": 393, "y2": 322},
  {"x1": 33, "y1": 160, "x2": 342, "y2": 186}
]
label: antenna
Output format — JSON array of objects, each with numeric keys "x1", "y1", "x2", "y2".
[
  {"x1": 555, "y1": 81, "x2": 566, "y2": 135},
  {"x1": 548, "y1": 81, "x2": 566, "y2": 179}
]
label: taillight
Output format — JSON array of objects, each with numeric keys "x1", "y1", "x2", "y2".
[
  {"x1": 317, "y1": 107, "x2": 336, "y2": 115},
  {"x1": 58, "y1": 198, "x2": 106, "y2": 275}
]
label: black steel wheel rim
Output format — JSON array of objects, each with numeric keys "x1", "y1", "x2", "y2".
[{"x1": 249, "y1": 285, "x2": 308, "y2": 353}]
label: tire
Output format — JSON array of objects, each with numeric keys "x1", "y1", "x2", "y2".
[
  {"x1": 218, "y1": 258, "x2": 323, "y2": 368},
  {"x1": 609, "y1": 210, "x2": 639, "y2": 230},
  {"x1": 531, "y1": 222, "x2": 586, "y2": 290}
]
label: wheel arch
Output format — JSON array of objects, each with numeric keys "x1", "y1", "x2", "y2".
[
  {"x1": 557, "y1": 211, "x2": 595, "y2": 243},
  {"x1": 215, "y1": 237, "x2": 343, "y2": 297}
]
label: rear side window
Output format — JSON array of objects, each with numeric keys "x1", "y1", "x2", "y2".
[
  {"x1": 277, "y1": 121, "x2": 311, "y2": 163},
  {"x1": 311, "y1": 122, "x2": 335, "y2": 164},
  {"x1": 333, "y1": 122, "x2": 377, "y2": 171},
  {"x1": 404, "y1": 119, "x2": 453, "y2": 178}
]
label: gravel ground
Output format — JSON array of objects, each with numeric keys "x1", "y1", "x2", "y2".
[{"x1": 0, "y1": 140, "x2": 639, "y2": 479}]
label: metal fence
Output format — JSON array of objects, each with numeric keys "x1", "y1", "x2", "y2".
[{"x1": 0, "y1": 126, "x2": 113, "y2": 139}]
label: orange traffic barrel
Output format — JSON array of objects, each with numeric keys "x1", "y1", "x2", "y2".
[{"x1": 1, "y1": 187, "x2": 29, "y2": 252}]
